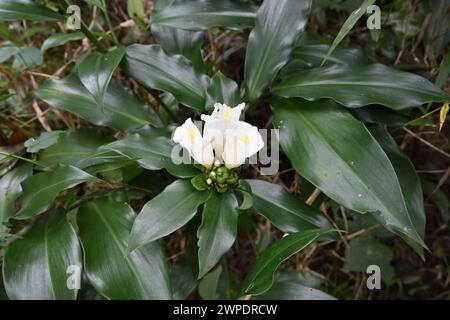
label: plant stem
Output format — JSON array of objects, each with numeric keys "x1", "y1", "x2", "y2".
[
  {"x1": 101, "y1": 0, "x2": 119, "y2": 45},
  {"x1": 0, "y1": 151, "x2": 47, "y2": 168},
  {"x1": 57, "y1": 0, "x2": 107, "y2": 53},
  {"x1": 80, "y1": 22, "x2": 108, "y2": 53}
]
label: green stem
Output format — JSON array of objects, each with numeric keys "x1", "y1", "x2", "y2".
[
  {"x1": 58, "y1": 0, "x2": 107, "y2": 53},
  {"x1": 0, "y1": 151, "x2": 47, "y2": 168},
  {"x1": 101, "y1": 0, "x2": 119, "y2": 45},
  {"x1": 80, "y1": 22, "x2": 108, "y2": 53}
]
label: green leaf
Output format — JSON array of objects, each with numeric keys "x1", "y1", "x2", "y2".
[
  {"x1": 197, "y1": 192, "x2": 238, "y2": 278},
  {"x1": 246, "y1": 179, "x2": 331, "y2": 233},
  {"x1": 123, "y1": 44, "x2": 209, "y2": 112},
  {"x1": 243, "y1": 0, "x2": 311, "y2": 102},
  {"x1": 271, "y1": 98, "x2": 426, "y2": 252},
  {"x1": 0, "y1": 0, "x2": 64, "y2": 21},
  {"x1": 83, "y1": 0, "x2": 105, "y2": 10},
  {"x1": 0, "y1": 44, "x2": 18, "y2": 63},
  {"x1": 170, "y1": 260, "x2": 197, "y2": 300},
  {"x1": 286, "y1": 44, "x2": 371, "y2": 71},
  {"x1": 272, "y1": 64, "x2": 449, "y2": 109},
  {"x1": 344, "y1": 236, "x2": 394, "y2": 285},
  {"x1": 101, "y1": 125, "x2": 199, "y2": 178},
  {"x1": 206, "y1": 72, "x2": 240, "y2": 110},
  {"x1": 151, "y1": 25, "x2": 205, "y2": 73},
  {"x1": 198, "y1": 265, "x2": 222, "y2": 300},
  {"x1": 41, "y1": 32, "x2": 84, "y2": 52},
  {"x1": 0, "y1": 163, "x2": 32, "y2": 232},
  {"x1": 127, "y1": 0, "x2": 145, "y2": 28},
  {"x1": 369, "y1": 125, "x2": 425, "y2": 255},
  {"x1": 351, "y1": 106, "x2": 409, "y2": 126},
  {"x1": 3, "y1": 210, "x2": 82, "y2": 299},
  {"x1": 15, "y1": 164, "x2": 96, "y2": 220},
  {"x1": 235, "y1": 180, "x2": 253, "y2": 210},
  {"x1": 436, "y1": 51, "x2": 450, "y2": 88},
  {"x1": 24, "y1": 131, "x2": 65, "y2": 153},
  {"x1": 38, "y1": 129, "x2": 116, "y2": 169},
  {"x1": 77, "y1": 197, "x2": 172, "y2": 299},
  {"x1": 78, "y1": 47, "x2": 126, "y2": 112},
  {"x1": 254, "y1": 271, "x2": 336, "y2": 300},
  {"x1": 151, "y1": 0, "x2": 258, "y2": 30},
  {"x1": 238, "y1": 229, "x2": 332, "y2": 297},
  {"x1": 35, "y1": 74, "x2": 162, "y2": 131},
  {"x1": 321, "y1": 0, "x2": 375, "y2": 66},
  {"x1": 127, "y1": 179, "x2": 210, "y2": 253},
  {"x1": 191, "y1": 174, "x2": 209, "y2": 191},
  {"x1": 12, "y1": 45, "x2": 42, "y2": 68}
]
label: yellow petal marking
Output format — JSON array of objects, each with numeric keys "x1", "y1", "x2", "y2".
[
  {"x1": 187, "y1": 128, "x2": 196, "y2": 143},
  {"x1": 224, "y1": 106, "x2": 232, "y2": 123},
  {"x1": 240, "y1": 134, "x2": 249, "y2": 145}
]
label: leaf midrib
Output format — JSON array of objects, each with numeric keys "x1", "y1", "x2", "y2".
[
  {"x1": 242, "y1": 232, "x2": 319, "y2": 294},
  {"x1": 289, "y1": 109, "x2": 408, "y2": 229},
  {"x1": 91, "y1": 202, "x2": 150, "y2": 299}
]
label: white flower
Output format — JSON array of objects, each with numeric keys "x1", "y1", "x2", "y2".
[
  {"x1": 201, "y1": 103, "x2": 245, "y2": 157},
  {"x1": 172, "y1": 118, "x2": 214, "y2": 169},
  {"x1": 172, "y1": 103, "x2": 264, "y2": 170},
  {"x1": 222, "y1": 121, "x2": 264, "y2": 169}
]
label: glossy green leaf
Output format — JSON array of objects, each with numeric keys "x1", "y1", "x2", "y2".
[
  {"x1": 254, "y1": 271, "x2": 336, "y2": 300},
  {"x1": 41, "y1": 32, "x2": 84, "y2": 52},
  {"x1": 38, "y1": 129, "x2": 116, "y2": 169},
  {"x1": 369, "y1": 125, "x2": 425, "y2": 254},
  {"x1": 235, "y1": 180, "x2": 253, "y2": 210},
  {"x1": 285, "y1": 44, "x2": 371, "y2": 71},
  {"x1": 243, "y1": 0, "x2": 311, "y2": 102},
  {"x1": 151, "y1": 24, "x2": 205, "y2": 72},
  {"x1": 271, "y1": 98, "x2": 426, "y2": 252},
  {"x1": 123, "y1": 44, "x2": 209, "y2": 112},
  {"x1": 246, "y1": 179, "x2": 331, "y2": 233},
  {"x1": 151, "y1": 0, "x2": 258, "y2": 30},
  {"x1": 78, "y1": 47, "x2": 126, "y2": 111},
  {"x1": 101, "y1": 125, "x2": 199, "y2": 178},
  {"x1": 35, "y1": 74, "x2": 162, "y2": 131},
  {"x1": 238, "y1": 229, "x2": 332, "y2": 297},
  {"x1": 0, "y1": 163, "x2": 32, "y2": 232},
  {"x1": 198, "y1": 265, "x2": 222, "y2": 300},
  {"x1": 197, "y1": 192, "x2": 238, "y2": 278},
  {"x1": 344, "y1": 236, "x2": 394, "y2": 285},
  {"x1": 0, "y1": 0, "x2": 64, "y2": 21},
  {"x1": 272, "y1": 64, "x2": 449, "y2": 109},
  {"x1": 77, "y1": 197, "x2": 172, "y2": 299},
  {"x1": 3, "y1": 210, "x2": 82, "y2": 299},
  {"x1": 24, "y1": 131, "x2": 65, "y2": 153},
  {"x1": 351, "y1": 106, "x2": 409, "y2": 126},
  {"x1": 170, "y1": 260, "x2": 197, "y2": 300},
  {"x1": 321, "y1": 0, "x2": 375, "y2": 66},
  {"x1": 15, "y1": 164, "x2": 96, "y2": 220},
  {"x1": 128, "y1": 179, "x2": 211, "y2": 253},
  {"x1": 205, "y1": 72, "x2": 240, "y2": 110}
]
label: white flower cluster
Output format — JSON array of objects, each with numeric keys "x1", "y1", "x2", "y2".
[{"x1": 173, "y1": 103, "x2": 264, "y2": 170}]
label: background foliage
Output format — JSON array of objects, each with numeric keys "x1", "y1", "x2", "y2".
[{"x1": 0, "y1": 0, "x2": 449, "y2": 300}]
